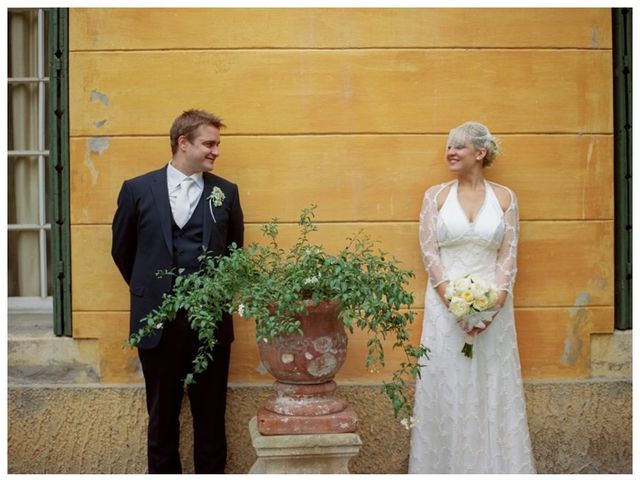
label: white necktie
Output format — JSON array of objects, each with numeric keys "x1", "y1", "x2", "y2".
[{"x1": 173, "y1": 177, "x2": 195, "y2": 228}]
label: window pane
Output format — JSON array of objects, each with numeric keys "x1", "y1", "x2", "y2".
[
  {"x1": 8, "y1": 230, "x2": 40, "y2": 297},
  {"x1": 44, "y1": 82, "x2": 51, "y2": 150},
  {"x1": 8, "y1": 83, "x2": 39, "y2": 151},
  {"x1": 8, "y1": 156, "x2": 40, "y2": 225},
  {"x1": 8, "y1": 10, "x2": 38, "y2": 78},
  {"x1": 43, "y1": 10, "x2": 50, "y2": 77}
]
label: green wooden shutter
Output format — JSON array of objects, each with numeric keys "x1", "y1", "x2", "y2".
[
  {"x1": 48, "y1": 8, "x2": 72, "y2": 336},
  {"x1": 612, "y1": 8, "x2": 632, "y2": 330}
]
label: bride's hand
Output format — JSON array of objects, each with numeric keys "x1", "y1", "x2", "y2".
[
  {"x1": 464, "y1": 308, "x2": 500, "y2": 334},
  {"x1": 468, "y1": 321, "x2": 491, "y2": 335},
  {"x1": 436, "y1": 282, "x2": 451, "y2": 308}
]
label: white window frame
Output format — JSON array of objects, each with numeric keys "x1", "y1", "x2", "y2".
[{"x1": 8, "y1": 8, "x2": 52, "y2": 313}]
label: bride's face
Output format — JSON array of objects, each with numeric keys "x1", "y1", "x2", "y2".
[{"x1": 445, "y1": 141, "x2": 483, "y2": 173}]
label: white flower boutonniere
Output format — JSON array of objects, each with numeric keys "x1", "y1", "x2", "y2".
[
  {"x1": 207, "y1": 186, "x2": 225, "y2": 223},
  {"x1": 208, "y1": 186, "x2": 225, "y2": 207}
]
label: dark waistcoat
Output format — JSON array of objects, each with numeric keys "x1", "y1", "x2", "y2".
[{"x1": 171, "y1": 196, "x2": 205, "y2": 275}]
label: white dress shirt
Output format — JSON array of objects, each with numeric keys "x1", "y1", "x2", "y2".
[{"x1": 167, "y1": 162, "x2": 204, "y2": 225}]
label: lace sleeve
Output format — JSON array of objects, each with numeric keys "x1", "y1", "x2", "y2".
[
  {"x1": 419, "y1": 184, "x2": 449, "y2": 288},
  {"x1": 495, "y1": 188, "x2": 520, "y2": 294}
]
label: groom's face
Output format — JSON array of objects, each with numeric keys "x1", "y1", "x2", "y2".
[{"x1": 180, "y1": 124, "x2": 221, "y2": 174}]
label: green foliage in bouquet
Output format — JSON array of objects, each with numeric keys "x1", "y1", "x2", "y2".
[{"x1": 127, "y1": 205, "x2": 429, "y2": 418}]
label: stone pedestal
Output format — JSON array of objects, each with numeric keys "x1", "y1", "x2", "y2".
[
  {"x1": 257, "y1": 381, "x2": 358, "y2": 435},
  {"x1": 248, "y1": 417, "x2": 362, "y2": 474}
]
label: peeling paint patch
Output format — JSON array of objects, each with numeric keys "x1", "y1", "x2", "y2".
[
  {"x1": 562, "y1": 292, "x2": 591, "y2": 367},
  {"x1": 582, "y1": 140, "x2": 594, "y2": 218},
  {"x1": 589, "y1": 275, "x2": 608, "y2": 292},
  {"x1": 576, "y1": 291, "x2": 591, "y2": 306},
  {"x1": 90, "y1": 89, "x2": 109, "y2": 106},
  {"x1": 84, "y1": 137, "x2": 111, "y2": 185},
  {"x1": 94, "y1": 119, "x2": 107, "y2": 128},
  {"x1": 88, "y1": 136, "x2": 110, "y2": 156},
  {"x1": 84, "y1": 158, "x2": 99, "y2": 185},
  {"x1": 561, "y1": 336, "x2": 583, "y2": 367}
]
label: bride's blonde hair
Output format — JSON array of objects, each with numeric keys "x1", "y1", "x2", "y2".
[{"x1": 447, "y1": 121, "x2": 500, "y2": 167}]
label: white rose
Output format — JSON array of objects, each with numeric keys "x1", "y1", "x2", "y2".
[
  {"x1": 449, "y1": 297, "x2": 470, "y2": 317},
  {"x1": 470, "y1": 281, "x2": 488, "y2": 298},
  {"x1": 473, "y1": 296, "x2": 490, "y2": 311},
  {"x1": 453, "y1": 276, "x2": 471, "y2": 291},
  {"x1": 461, "y1": 289, "x2": 475, "y2": 303}
]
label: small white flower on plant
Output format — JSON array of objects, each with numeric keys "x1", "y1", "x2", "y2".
[
  {"x1": 238, "y1": 304, "x2": 246, "y2": 318},
  {"x1": 208, "y1": 186, "x2": 225, "y2": 207},
  {"x1": 400, "y1": 416, "x2": 417, "y2": 430},
  {"x1": 303, "y1": 276, "x2": 319, "y2": 285},
  {"x1": 155, "y1": 323, "x2": 163, "y2": 330}
]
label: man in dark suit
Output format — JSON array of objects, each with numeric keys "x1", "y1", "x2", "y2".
[{"x1": 111, "y1": 109, "x2": 244, "y2": 474}]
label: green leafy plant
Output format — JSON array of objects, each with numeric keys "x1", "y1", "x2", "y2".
[{"x1": 127, "y1": 205, "x2": 429, "y2": 419}]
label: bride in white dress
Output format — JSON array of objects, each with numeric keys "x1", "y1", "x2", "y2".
[{"x1": 409, "y1": 121, "x2": 536, "y2": 474}]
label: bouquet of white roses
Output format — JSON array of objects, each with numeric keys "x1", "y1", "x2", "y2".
[{"x1": 444, "y1": 274, "x2": 499, "y2": 358}]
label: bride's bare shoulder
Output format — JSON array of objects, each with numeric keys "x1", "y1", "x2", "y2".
[{"x1": 488, "y1": 181, "x2": 516, "y2": 212}]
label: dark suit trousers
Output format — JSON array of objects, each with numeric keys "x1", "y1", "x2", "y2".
[{"x1": 138, "y1": 310, "x2": 231, "y2": 474}]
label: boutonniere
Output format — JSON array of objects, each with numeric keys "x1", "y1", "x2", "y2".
[{"x1": 207, "y1": 186, "x2": 225, "y2": 223}]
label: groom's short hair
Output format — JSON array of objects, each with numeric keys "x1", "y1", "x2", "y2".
[{"x1": 170, "y1": 109, "x2": 226, "y2": 154}]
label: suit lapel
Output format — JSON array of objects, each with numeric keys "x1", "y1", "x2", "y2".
[
  {"x1": 202, "y1": 173, "x2": 215, "y2": 249},
  {"x1": 150, "y1": 168, "x2": 173, "y2": 256}
]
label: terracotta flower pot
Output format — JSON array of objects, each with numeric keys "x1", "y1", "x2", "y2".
[
  {"x1": 257, "y1": 299, "x2": 347, "y2": 384},
  {"x1": 256, "y1": 299, "x2": 358, "y2": 435}
]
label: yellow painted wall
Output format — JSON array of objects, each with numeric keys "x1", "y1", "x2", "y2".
[{"x1": 68, "y1": 8, "x2": 613, "y2": 384}]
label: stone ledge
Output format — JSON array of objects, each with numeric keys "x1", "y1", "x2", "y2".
[{"x1": 8, "y1": 312, "x2": 101, "y2": 384}]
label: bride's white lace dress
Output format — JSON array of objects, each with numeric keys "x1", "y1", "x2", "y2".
[{"x1": 409, "y1": 179, "x2": 536, "y2": 474}]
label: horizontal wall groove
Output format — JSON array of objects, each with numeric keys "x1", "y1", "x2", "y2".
[
  {"x1": 72, "y1": 306, "x2": 614, "y2": 314},
  {"x1": 70, "y1": 132, "x2": 615, "y2": 139},
  {"x1": 71, "y1": 219, "x2": 614, "y2": 227},
  {"x1": 69, "y1": 47, "x2": 613, "y2": 54}
]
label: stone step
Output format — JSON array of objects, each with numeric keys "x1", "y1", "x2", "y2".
[{"x1": 8, "y1": 313, "x2": 100, "y2": 384}]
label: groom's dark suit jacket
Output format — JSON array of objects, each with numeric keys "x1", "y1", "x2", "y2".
[{"x1": 111, "y1": 167, "x2": 244, "y2": 349}]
